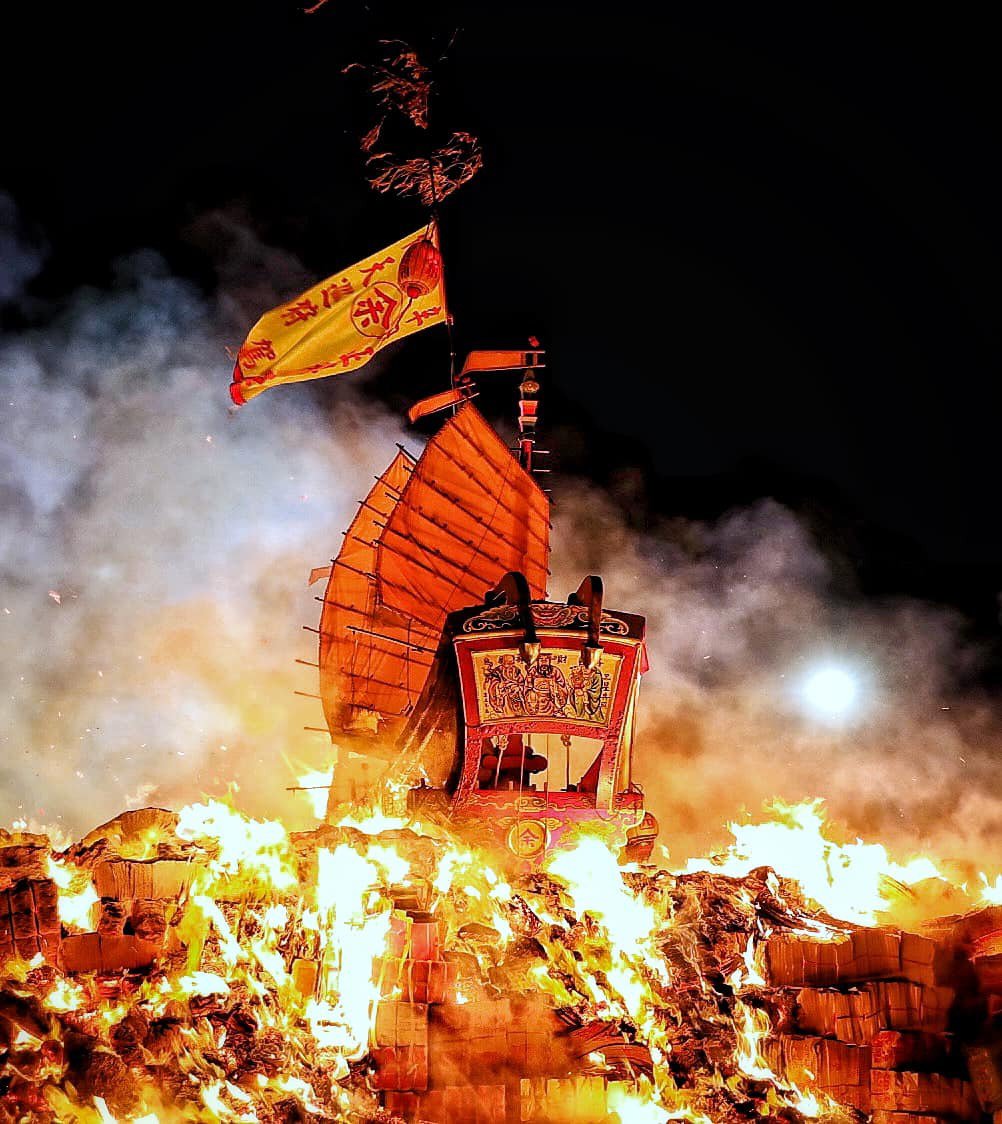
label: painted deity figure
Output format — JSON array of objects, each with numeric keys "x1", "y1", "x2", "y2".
[
  {"x1": 569, "y1": 663, "x2": 605, "y2": 720},
  {"x1": 484, "y1": 653, "x2": 527, "y2": 716},
  {"x1": 524, "y1": 653, "x2": 570, "y2": 716}
]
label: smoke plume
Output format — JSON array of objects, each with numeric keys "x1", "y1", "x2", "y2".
[
  {"x1": 2, "y1": 196, "x2": 1000, "y2": 875},
  {"x1": 550, "y1": 482, "x2": 1002, "y2": 870},
  {"x1": 0, "y1": 200, "x2": 408, "y2": 838},
  {"x1": 0, "y1": 192, "x2": 44, "y2": 305}
]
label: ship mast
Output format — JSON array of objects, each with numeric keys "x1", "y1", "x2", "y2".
[{"x1": 516, "y1": 352, "x2": 544, "y2": 472}]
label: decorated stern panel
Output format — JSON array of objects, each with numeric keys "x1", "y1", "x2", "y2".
[{"x1": 445, "y1": 600, "x2": 648, "y2": 864}]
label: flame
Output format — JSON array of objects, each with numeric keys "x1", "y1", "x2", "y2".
[
  {"x1": 733, "y1": 999, "x2": 774, "y2": 1081},
  {"x1": 296, "y1": 763, "x2": 335, "y2": 820},
  {"x1": 5, "y1": 788, "x2": 997, "y2": 1121},
  {"x1": 607, "y1": 1082, "x2": 708, "y2": 1123},
  {"x1": 46, "y1": 855, "x2": 98, "y2": 929},
  {"x1": 176, "y1": 799, "x2": 298, "y2": 891},
  {"x1": 547, "y1": 834, "x2": 667, "y2": 1029},
  {"x1": 175, "y1": 970, "x2": 231, "y2": 997},
  {"x1": 731, "y1": 993, "x2": 840, "y2": 1119},
  {"x1": 681, "y1": 798, "x2": 944, "y2": 924},
  {"x1": 980, "y1": 872, "x2": 1002, "y2": 904},
  {"x1": 312, "y1": 842, "x2": 407, "y2": 1057},
  {"x1": 44, "y1": 976, "x2": 86, "y2": 1012}
]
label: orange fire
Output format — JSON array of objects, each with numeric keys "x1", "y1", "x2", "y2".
[{"x1": 1, "y1": 789, "x2": 999, "y2": 1122}]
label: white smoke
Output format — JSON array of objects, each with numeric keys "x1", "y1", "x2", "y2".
[
  {"x1": 0, "y1": 204, "x2": 409, "y2": 834},
  {"x1": 550, "y1": 481, "x2": 1002, "y2": 868}
]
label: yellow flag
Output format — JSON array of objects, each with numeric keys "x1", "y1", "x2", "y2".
[{"x1": 229, "y1": 225, "x2": 446, "y2": 405}]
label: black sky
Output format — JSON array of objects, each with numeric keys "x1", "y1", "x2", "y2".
[{"x1": 3, "y1": 4, "x2": 1000, "y2": 652}]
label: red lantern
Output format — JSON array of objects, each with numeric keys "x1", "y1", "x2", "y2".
[{"x1": 398, "y1": 238, "x2": 442, "y2": 299}]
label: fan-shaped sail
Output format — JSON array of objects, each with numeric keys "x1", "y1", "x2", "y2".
[
  {"x1": 318, "y1": 403, "x2": 550, "y2": 747},
  {"x1": 377, "y1": 403, "x2": 549, "y2": 623},
  {"x1": 318, "y1": 451, "x2": 433, "y2": 744}
]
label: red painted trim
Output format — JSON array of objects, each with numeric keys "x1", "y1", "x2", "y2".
[
  {"x1": 229, "y1": 361, "x2": 246, "y2": 406},
  {"x1": 462, "y1": 790, "x2": 599, "y2": 811}
]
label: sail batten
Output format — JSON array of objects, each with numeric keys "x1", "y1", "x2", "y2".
[
  {"x1": 319, "y1": 450, "x2": 420, "y2": 738},
  {"x1": 317, "y1": 596, "x2": 439, "y2": 637},
  {"x1": 377, "y1": 534, "x2": 485, "y2": 597},
  {"x1": 379, "y1": 527, "x2": 504, "y2": 593},
  {"x1": 411, "y1": 476, "x2": 540, "y2": 558},
  {"x1": 440, "y1": 418, "x2": 552, "y2": 544},
  {"x1": 319, "y1": 403, "x2": 549, "y2": 745},
  {"x1": 397, "y1": 504, "x2": 512, "y2": 569}
]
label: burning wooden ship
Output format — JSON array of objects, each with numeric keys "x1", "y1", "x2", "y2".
[{"x1": 313, "y1": 354, "x2": 657, "y2": 869}]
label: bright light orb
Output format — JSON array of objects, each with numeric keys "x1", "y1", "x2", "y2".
[{"x1": 801, "y1": 666, "x2": 858, "y2": 719}]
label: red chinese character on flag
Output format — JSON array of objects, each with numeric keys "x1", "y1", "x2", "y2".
[
  {"x1": 359, "y1": 256, "x2": 395, "y2": 286},
  {"x1": 281, "y1": 298, "x2": 319, "y2": 326},
  {"x1": 236, "y1": 338, "x2": 276, "y2": 370},
  {"x1": 407, "y1": 306, "x2": 440, "y2": 327},
  {"x1": 350, "y1": 282, "x2": 402, "y2": 338},
  {"x1": 340, "y1": 346, "x2": 374, "y2": 367},
  {"x1": 320, "y1": 278, "x2": 353, "y2": 308}
]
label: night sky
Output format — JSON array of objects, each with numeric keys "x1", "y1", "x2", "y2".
[{"x1": 4, "y1": 4, "x2": 1000, "y2": 663}]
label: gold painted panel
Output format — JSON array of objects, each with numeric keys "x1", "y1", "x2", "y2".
[{"x1": 470, "y1": 648, "x2": 622, "y2": 726}]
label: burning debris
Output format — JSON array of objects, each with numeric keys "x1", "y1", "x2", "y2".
[
  {"x1": 2, "y1": 795, "x2": 1002, "y2": 1124},
  {"x1": 342, "y1": 42, "x2": 484, "y2": 206}
]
